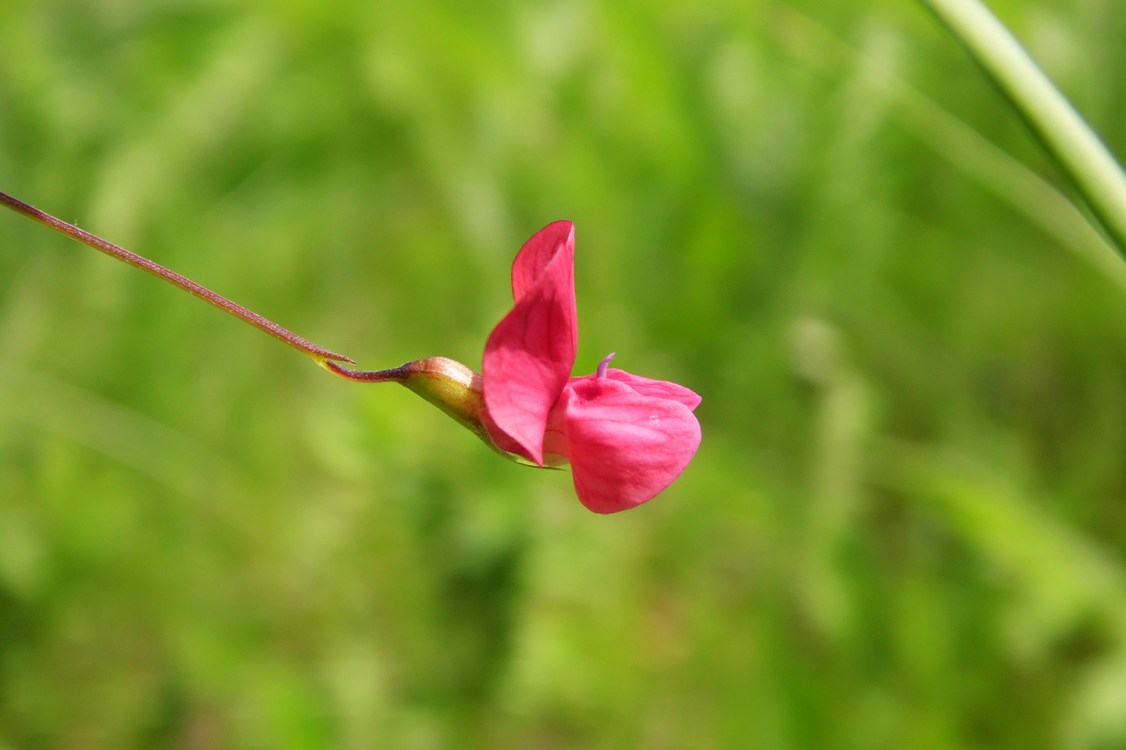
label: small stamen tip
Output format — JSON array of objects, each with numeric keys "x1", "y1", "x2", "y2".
[{"x1": 596, "y1": 352, "x2": 616, "y2": 378}]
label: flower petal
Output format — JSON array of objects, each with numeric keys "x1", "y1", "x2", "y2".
[
  {"x1": 551, "y1": 375, "x2": 701, "y2": 514},
  {"x1": 575, "y1": 368, "x2": 702, "y2": 410},
  {"x1": 482, "y1": 221, "x2": 578, "y2": 464}
]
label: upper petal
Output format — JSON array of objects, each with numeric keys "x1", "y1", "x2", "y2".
[
  {"x1": 551, "y1": 375, "x2": 701, "y2": 514},
  {"x1": 482, "y1": 221, "x2": 578, "y2": 464}
]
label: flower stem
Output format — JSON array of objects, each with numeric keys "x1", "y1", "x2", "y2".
[
  {"x1": 319, "y1": 361, "x2": 409, "y2": 382},
  {"x1": 921, "y1": 0, "x2": 1126, "y2": 261},
  {"x1": 0, "y1": 190, "x2": 354, "y2": 364}
]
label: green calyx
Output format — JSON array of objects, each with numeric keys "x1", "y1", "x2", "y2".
[{"x1": 323, "y1": 356, "x2": 537, "y2": 466}]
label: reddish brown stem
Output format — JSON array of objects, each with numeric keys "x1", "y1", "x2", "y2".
[
  {"x1": 0, "y1": 190, "x2": 353, "y2": 364},
  {"x1": 319, "y1": 360, "x2": 408, "y2": 382}
]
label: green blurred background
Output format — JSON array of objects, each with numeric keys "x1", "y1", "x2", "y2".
[{"x1": 2, "y1": 0, "x2": 1126, "y2": 747}]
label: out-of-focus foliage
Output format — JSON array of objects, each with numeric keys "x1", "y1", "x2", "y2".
[{"x1": 1, "y1": 1, "x2": 1125, "y2": 747}]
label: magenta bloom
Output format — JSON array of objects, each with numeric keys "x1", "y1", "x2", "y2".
[
  {"x1": 482, "y1": 221, "x2": 701, "y2": 514},
  {"x1": 0, "y1": 189, "x2": 698, "y2": 514}
]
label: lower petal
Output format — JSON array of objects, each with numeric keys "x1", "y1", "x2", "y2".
[{"x1": 554, "y1": 376, "x2": 701, "y2": 514}]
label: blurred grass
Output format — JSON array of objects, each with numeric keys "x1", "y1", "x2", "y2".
[{"x1": 1, "y1": 0, "x2": 1125, "y2": 748}]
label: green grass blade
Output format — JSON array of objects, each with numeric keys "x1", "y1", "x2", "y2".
[{"x1": 922, "y1": 0, "x2": 1126, "y2": 261}]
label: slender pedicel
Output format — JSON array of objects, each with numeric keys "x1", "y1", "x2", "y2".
[
  {"x1": 319, "y1": 361, "x2": 410, "y2": 382},
  {"x1": 0, "y1": 190, "x2": 354, "y2": 364}
]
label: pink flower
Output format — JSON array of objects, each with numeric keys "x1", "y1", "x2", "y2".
[
  {"x1": 0, "y1": 188, "x2": 698, "y2": 514},
  {"x1": 482, "y1": 221, "x2": 701, "y2": 514}
]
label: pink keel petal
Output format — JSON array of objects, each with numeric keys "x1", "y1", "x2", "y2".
[
  {"x1": 553, "y1": 376, "x2": 702, "y2": 514},
  {"x1": 576, "y1": 368, "x2": 702, "y2": 409},
  {"x1": 483, "y1": 221, "x2": 578, "y2": 464}
]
